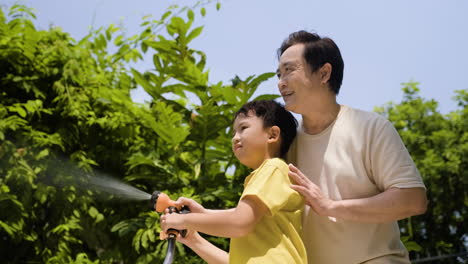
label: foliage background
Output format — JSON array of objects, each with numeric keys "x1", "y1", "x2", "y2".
[{"x1": 0, "y1": 3, "x2": 466, "y2": 263}]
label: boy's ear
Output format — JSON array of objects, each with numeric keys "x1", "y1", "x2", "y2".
[{"x1": 267, "y1": 126, "x2": 281, "y2": 143}]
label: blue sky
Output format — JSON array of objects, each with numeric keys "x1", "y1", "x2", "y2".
[{"x1": 3, "y1": 0, "x2": 467, "y2": 113}]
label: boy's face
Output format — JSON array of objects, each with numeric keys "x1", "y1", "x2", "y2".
[{"x1": 232, "y1": 112, "x2": 270, "y2": 169}]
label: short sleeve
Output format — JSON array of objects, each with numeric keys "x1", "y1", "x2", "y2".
[
  {"x1": 371, "y1": 120, "x2": 426, "y2": 191},
  {"x1": 241, "y1": 161, "x2": 299, "y2": 216}
]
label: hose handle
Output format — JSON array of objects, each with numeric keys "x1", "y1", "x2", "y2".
[{"x1": 151, "y1": 191, "x2": 191, "y2": 239}]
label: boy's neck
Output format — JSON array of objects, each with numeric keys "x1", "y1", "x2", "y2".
[{"x1": 250, "y1": 151, "x2": 280, "y2": 170}]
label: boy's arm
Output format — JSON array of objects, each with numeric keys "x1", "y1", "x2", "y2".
[
  {"x1": 161, "y1": 195, "x2": 268, "y2": 238},
  {"x1": 173, "y1": 197, "x2": 235, "y2": 215},
  {"x1": 178, "y1": 231, "x2": 228, "y2": 264}
]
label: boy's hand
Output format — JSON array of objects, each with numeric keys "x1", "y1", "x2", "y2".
[
  {"x1": 175, "y1": 229, "x2": 201, "y2": 246},
  {"x1": 158, "y1": 229, "x2": 198, "y2": 243},
  {"x1": 174, "y1": 197, "x2": 205, "y2": 214},
  {"x1": 160, "y1": 212, "x2": 186, "y2": 232}
]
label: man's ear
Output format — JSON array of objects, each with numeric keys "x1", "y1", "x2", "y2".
[
  {"x1": 320, "y1": 63, "x2": 332, "y2": 85},
  {"x1": 268, "y1": 126, "x2": 281, "y2": 143}
]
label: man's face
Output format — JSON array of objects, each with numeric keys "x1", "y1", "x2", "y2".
[
  {"x1": 277, "y1": 44, "x2": 322, "y2": 114},
  {"x1": 232, "y1": 112, "x2": 269, "y2": 169}
]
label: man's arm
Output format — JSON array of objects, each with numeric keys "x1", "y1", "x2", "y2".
[
  {"x1": 161, "y1": 195, "x2": 269, "y2": 237},
  {"x1": 289, "y1": 164, "x2": 427, "y2": 223}
]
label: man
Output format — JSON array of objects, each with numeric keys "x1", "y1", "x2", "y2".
[{"x1": 276, "y1": 30, "x2": 427, "y2": 263}]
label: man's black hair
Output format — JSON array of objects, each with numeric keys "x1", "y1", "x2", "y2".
[
  {"x1": 234, "y1": 100, "x2": 297, "y2": 157},
  {"x1": 277, "y1": 30, "x2": 344, "y2": 94}
]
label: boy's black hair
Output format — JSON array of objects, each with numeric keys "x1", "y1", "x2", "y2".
[{"x1": 234, "y1": 100, "x2": 297, "y2": 157}]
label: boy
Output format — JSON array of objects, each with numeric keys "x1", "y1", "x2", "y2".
[{"x1": 160, "y1": 100, "x2": 307, "y2": 263}]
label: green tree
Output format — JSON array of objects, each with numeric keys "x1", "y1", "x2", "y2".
[
  {"x1": 376, "y1": 82, "x2": 468, "y2": 263},
  {"x1": 0, "y1": 2, "x2": 277, "y2": 263}
]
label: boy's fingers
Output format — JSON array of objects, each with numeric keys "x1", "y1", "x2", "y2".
[{"x1": 175, "y1": 197, "x2": 191, "y2": 207}]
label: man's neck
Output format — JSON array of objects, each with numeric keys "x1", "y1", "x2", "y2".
[{"x1": 301, "y1": 101, "x2": 341, "y2": 135}]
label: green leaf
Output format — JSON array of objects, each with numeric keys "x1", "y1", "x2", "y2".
[
  {"x1": 252, "y1": 94, "x2": 281, "y2": 101},
  {"x1": 88, "y1": 206, "x2": 99, "y2": 218},
  {"x1": 187, "y1": 9, "x2": 194, "y2": 21},
  {"x1": 0, "y1": 221, "x2": 15, "y2": 236},
  {"x1": 95, "y1": 213, "x2": 104, "y2": 224},
  {"x1": 10, "y1": 106, "x2": 27, "y2": 117},
  {"x1": 141, "y1": 41, "x2": 148, "y2": 53},
  {"x1": 148, "y1": 101, "x2": 190, "y2": 146},
  {"x1": 132, "y1": 68, "x2": 154, "y2": 93},
  {"x1": 141, "y1": 230, "x2": 149, "y2": 249},
  {"x1": 186, "y1": 26, "x2": 203, "y2": 43},
  {"x1": 111, "y1": 221, "x2": 128, "y2": 233},
  {"x1": 161, "y1": 10, "x2": 172, "y2": 21},
  {"x1": 248, "y1": 72, "x2": 276, "y2": 89},
  {"x1": 133, "y1": 229, "x2": 144, "y2": 253},
  {"x1": 36, "y1": 149, "x2": 49, "y2": 160}
]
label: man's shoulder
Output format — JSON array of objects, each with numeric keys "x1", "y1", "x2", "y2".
[
  {"x1": 341, "y1": 105, "x2": 390, "y2": 127},
  {"x1": 343, "y1": 105, "x2": 386, "y2": 120}
]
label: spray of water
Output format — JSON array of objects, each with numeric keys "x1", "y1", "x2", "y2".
[
  {"x1": 47, "y1": 157, "x2": 152, "y2": 201},
  {"x1": 86, "y1": 174, "x2": 151, "y2": 201}
]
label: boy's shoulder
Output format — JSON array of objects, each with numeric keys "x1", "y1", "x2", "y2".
[
  {"x1": 260, "y1": 158, "x2": 289, "y2": 173},
  {"x1": 244, "y1": 158, "x2": 289, "y2": 187}
]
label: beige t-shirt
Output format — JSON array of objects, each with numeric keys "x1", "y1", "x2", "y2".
[{"x1": 288, "y1": 105, "x2": 426, "y2": 264}]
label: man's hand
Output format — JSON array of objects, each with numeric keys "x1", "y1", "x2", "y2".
[
  {"x1": 288, "y1": 163, "x2": 427, "y2": 223},
  {"x1": 288, "y1": 163, "x2": 335, "y2": 216}
]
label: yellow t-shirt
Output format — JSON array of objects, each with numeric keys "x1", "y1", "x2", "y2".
[{"x1": 229, "y1": 158, "x2": 307, "y2": 264}]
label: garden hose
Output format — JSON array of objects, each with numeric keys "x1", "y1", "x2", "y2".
[
  {"x1": 162, "y1": 235, "x2": 176, "y2": 264},
  {"x1": 151, "y1": 191, "x2": 190, "y2": 264}
]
